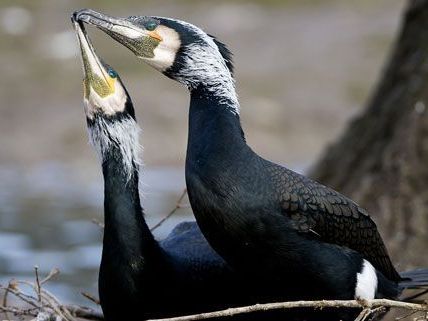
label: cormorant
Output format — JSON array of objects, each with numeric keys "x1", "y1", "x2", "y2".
[
  {"x1": 72, "y1": 17, "x2": 274, "y2": 321},
  {"x1": 74, "y1": 10, "x2": 428, "y2": 321}
]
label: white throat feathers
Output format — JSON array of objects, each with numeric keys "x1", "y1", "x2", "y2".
[{"x1": 88, "y1": 115, "x2": 142, "y2": 181}]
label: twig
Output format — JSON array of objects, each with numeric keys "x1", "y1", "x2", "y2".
[
  {"x1": 40, "y1": 288, "x2": 75, "y2": 321},
  {"x1": 353, "y1": 306, "x2": 386, "y2": 321},
  {"x1": 1, "y1": 280, "x2": 14, "y2": 321},
  {"x1": 1, "y1": 270, "x2": 103, "y2": 321},
  {"x1": 41, "y1": 268, "x2": 60, "y2": 285},
  {"x1": 369, "y1": 306, "x2": 387, "y2": 320},
  {"x1": 146, "y1": 299, "x2": 428, "y2": 321},
  {"x1": 0, "y1": 188, "x2": 192, "y2": 321},
  {"x1": 0, "y1": 305, "x2": 38, "y2": 316},
  {"x1": 0, "y1": 303, "x2": 102, "y2": 320},
  {"x1": 3, "y1": 280, "x2": 428, "y2": 321},
  {"x1": 81, "y1": 292, "x2": 101, "y2": 305},
  {"x1": 91, "y1": 218, "x2": 105, "y2": 229},
  {"x1": 354, "y1": 308, "x2": 372, "y2": 321},
  {"x1": 150, "y1": 188, "x2": 188, "y2": 232},
  {"x1": 34, "y1": 266, "x2": 42, "y2": 304},
  {"x1": 91, "y1": 188, "x2": 189, "y2": 232},
  {"x1": 0, "y1": 283, "x2": 39, "y2": 308},
  {"x1": 65, "y1": 304, "x2": 104, "y2": 320}
]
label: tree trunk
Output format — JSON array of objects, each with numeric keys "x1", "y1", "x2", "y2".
[{"x1": 311, "y1": 0, "x2": 428, "y2": 269}]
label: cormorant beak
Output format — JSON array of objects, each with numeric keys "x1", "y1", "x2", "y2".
[
  {"x1": 73, "y1": 9, "x2": 162, "y2": 59},
  {"x1": 72, "y1": 16, "x2": 115, "y2": 98}
]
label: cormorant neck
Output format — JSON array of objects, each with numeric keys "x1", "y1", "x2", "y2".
[
  {"x1": 186, "y1": 86, "x2": 247, "y2": 172},
  {"x1": 102, "y1": 150, "x2": 157, "y2": 259},
  {"x1": 88, "y1": 114, "x2": 159, "y2": 265}
]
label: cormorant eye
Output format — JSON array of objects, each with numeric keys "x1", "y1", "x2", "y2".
[
  {"x1": 145, "y1": 21, "x2": 157, "y2": 31},
  {"x1": 108, "y1": 69, "x2": 118, "y2": 78}
]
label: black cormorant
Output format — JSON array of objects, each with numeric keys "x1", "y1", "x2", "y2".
[
  {"x1": 74, "y1": 10, "x2": 428, "y2": 321},
  {"x1": 72, "y1": 17, "x2": 274, "y2": 321}
]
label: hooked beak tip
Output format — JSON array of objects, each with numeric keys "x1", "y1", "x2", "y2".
[
  {"x1": 71, "y1": 9, "x2": 82, "y2": 24},
  {"x1": 72, "y1": 8, "x2": 90, "y2": 20},
  {"x1": 70, "y1": 10, "x2": 81, "y2": 23}
]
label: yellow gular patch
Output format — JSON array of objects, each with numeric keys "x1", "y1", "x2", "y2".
[
  {"x1": 85, "y1": 73, "x2": 117, "y2": 99},
  {"x1": 106, "y1": 77, "x2": 117, "y2": 92},
  {"x1": 85, "y1": 76, "x2": 127, "y2": 119}
]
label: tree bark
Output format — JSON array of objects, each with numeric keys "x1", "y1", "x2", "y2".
[{"x1": 311, "y1": 0, "x2": 428, "y2": 269}]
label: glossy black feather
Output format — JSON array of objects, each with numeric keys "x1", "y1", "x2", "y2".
[{"x1": 266, "y1": 162, "x2": 401, "y2": 282}]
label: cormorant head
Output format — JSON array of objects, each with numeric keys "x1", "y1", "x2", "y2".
[
  {"x1": 73, "y1": 17, "x2": 141, "y2": 177},
  {"x1": 73, "y1": 17, "x2": 135, "y2": 121},
  {"x1": 73, "y1": 9, "x2": 238, "y2": 111}
]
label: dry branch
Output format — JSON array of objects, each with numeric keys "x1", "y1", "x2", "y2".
[
  {"x1": 64, "y1": 304, "x2": 104, "y2": 320},
  {"x1": 0, "y1": 268, "x2": 103, "y2": 321},
  {"x1": 81, "y1": 292, "x2": 101, "y2": 306},
  {"x1": 91, "y1": 188, "x2": 189, "y2": 231},
  {"x1": 146, "y1": 299, "x2": 428, "y2": 321},
  {"x1": 2, "y1": 274, "x2": 427, "y2": 321},
  {"x1": 150, "y1": 188, "x2": 188, "y2": 232}
]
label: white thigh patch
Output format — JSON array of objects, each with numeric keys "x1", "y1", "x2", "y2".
[{"x1": 355, "y1": 259, "x2": 378, "y2": 300}]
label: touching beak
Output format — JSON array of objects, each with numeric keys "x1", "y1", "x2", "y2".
[
  {"x1": 73, "y1": 9, "x2": 162, "y2": 41},
  {"x1": 72, "y1": 16, "x2": 114, "y2": 97}
]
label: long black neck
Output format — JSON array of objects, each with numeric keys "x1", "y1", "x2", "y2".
[
  {"x1": 186, "y1": 86, "x2": 248, "y2": 174},
  {"x1": 100, "y1": 130, "x2": 160, "y2": 267}
]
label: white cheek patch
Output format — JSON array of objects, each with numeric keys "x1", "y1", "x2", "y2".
[
  {"x1": 144, "y1": 25, "x2": 181, "y2": 71},
  {"x1": 85, "y1": 82, "x2": 127, "y2": 119},
  {"x1": 355, "y1": 259, "x2": 378, "y2": 300}
]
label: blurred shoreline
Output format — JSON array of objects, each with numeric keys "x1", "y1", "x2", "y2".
[{"x1": 0, "y1": 0, "x2": 403, "y2": 168}]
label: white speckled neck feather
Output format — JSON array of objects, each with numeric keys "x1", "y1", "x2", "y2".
[
  {"x1": 88, "y1": 116, "x2": 142, "y2": 181},
  {"x1": 158, "y1": 17, "x2": 240, "y2": 115}
]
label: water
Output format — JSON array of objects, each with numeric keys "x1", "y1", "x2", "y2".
[{"x1": 0, "y1": 162, "x2": 192, "y2": 306}]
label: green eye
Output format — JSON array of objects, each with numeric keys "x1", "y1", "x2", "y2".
[
  {"x1": 108, "y1": 69, "x2": 117, "y2": 78},
  {"x1": 145, "y1": 21, "x2": 157, "y2": 31}
]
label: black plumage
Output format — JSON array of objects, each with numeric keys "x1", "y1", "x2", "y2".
[
  {"x1": 74, "y1": 10, "x2": 428, "y2": 321},
  {"x1": 267, "y1": 163, "x2": 401, "y2": 282},
  {"x1": 184, "y1": 90, "x2": 384, "y2": 298},
  {"x1": 98, "y1": 128, "x2": 241, "y2": 321},
  {"x1": 184, "y1": 88, "x2": 427, "y2": 321},
  {"x1": 73, "y1": 18, "x2": 265, "y2": 321}
]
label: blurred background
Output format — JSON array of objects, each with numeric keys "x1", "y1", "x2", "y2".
[{"x1": 0, "y1": 0, "x2": 405, "y2": 306}]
